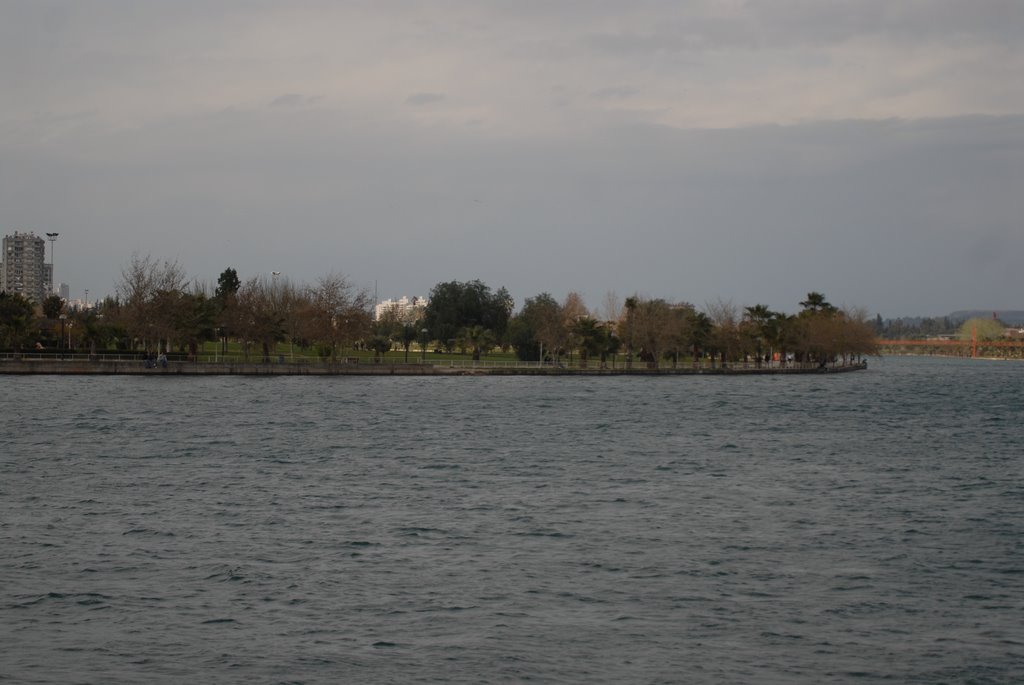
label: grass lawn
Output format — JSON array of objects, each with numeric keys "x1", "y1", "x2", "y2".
[{"x1": 199, "y1": 340, "x2": 521, "y2": 364}]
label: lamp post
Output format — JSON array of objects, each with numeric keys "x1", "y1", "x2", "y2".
[
  {"x1": 627, "y1": 315, "x2": 634, "y2": 370},
  {"x1": 624, "y1": 297, "x2": 636, "y2": 371},
  {"x1": 59, "y1": 314, "x2": 66, "y2": 360},
  {"x1": 92, "y1": 314, "x2": 102, "y2": 360},
  {"x1": 45, "y1": 232, "x2": 58, "y2": 294},
  {"x1": 270, "y1": 272, "x2": 290, "y2": 359},
  {"x1": 421, "y1": 328, "x2": 428, "y2": 363}
]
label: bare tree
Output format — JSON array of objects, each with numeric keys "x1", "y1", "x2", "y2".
[
  {"x1": 304, "y1": 272, "x2": 371, "y2": 361},
  {"x1": 626, "y1": 298, "x2": 692, "y2": 368},
  {"x1": 705, "y1": 298, "x2": 745, "y2": 366},
  {"x1": 227, "y1": 276, "x2": 286, "y2": 362},
  {"x1": 561, "y1": 291, "x2": 588, "y2": 362},
  {"x1": 664, "y1": 303, "x2": 695, "y2": 368},
  {"x1": 830, "y1": 306, "x2": 878, "y2": 364},
  {"x1": 843, "y1": 308, "x2": 879, "y2": 361},
  {"x1": 602, "y1": 291, "x2": 622, "y2": 324},
  {"x1": 276, "y1": 278, "x2": 310, "y2": 360},
  {"x1": 562, "y1": 291, "x2": 588, "y2": 323},
  {"x1": 115, "y1": 253, "x2": 189, "y2": 353},
  {"x1": 535, "y1": 297, "x2": 568, "y2": 363}
]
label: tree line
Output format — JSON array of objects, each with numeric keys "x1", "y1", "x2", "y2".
[
  {"x1": 504, "y1": 290, "x2": 875, "y2": 368},
  {"x1": 0, "y1": 255, "x2": 876, "y2": 365}
]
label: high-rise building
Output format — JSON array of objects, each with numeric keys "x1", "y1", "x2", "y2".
[{"x1": 1, "y1": 231, "x2": 51, "y2": 304}]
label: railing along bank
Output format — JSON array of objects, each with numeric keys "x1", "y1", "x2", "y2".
[{"x1": 1, "y1": 351, "x2": 857, "y2": 373}]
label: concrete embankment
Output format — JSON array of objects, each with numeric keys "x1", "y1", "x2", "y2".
[{"x1": 0, "y1": 360, "x2": 868, "y2": 376}]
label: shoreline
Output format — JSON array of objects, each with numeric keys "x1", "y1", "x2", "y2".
[
  {"x1": 879, "y1": 352, "x2": 1023, "y2": 362},
  {"x1": 0, "y1": 360, "x2": 868, "y2": 376}
]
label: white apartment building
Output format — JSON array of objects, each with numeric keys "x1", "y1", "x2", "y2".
[{"x1": 374, "y1": 296, "x2": 428, "y2": 323}]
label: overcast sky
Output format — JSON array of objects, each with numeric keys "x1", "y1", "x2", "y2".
[{"x1": 2, "y1": 1, "x2": 1022, "y2": 317}]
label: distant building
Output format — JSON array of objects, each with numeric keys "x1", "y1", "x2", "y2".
[
  {"x1": 1, "y1": 231, "x2": 51, "y2": 303},
  {"x1": 58, "y1": 283, "x2": 70, "y2": 301},
  {"x1": 374, "y1": 296, "x2": 428, "y2": 323},
  {"x1": 67, "y1": 298, "x2": 94, "y2": 312}
]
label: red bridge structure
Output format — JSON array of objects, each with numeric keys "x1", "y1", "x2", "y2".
[{"x1": 880, "y1": 325, "x2": 1024, "y2": 359}]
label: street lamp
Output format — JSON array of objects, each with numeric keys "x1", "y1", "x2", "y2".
[
  {"x1": 421, "y1": 328, "x2": 428, "y2": 363},
  {"x1": 45, "y1": 233, "x2": 58, "y2": 294},
  {"x1": 59, "y1": 314, "x2": 66, "y2": 360},
  {"x1": 270, "y1": 272, "x2": 287, "y2": 359}
]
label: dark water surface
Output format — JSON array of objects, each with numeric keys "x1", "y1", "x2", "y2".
[{"x1": 2, "y1": 357, "x2": 1022, "y2": 684}]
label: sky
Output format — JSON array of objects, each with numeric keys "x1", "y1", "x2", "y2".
[{"x1": 2, "y1": 1, "x2": 1022, "y2": 317}]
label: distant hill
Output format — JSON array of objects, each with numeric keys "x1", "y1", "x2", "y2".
[{"x1": 948, "y1": 311, "x2": 1024, "y2": 326}]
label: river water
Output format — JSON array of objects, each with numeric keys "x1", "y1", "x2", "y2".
[{"x1": 1, "y1": 356, "x2": 1022, "y2": 684}]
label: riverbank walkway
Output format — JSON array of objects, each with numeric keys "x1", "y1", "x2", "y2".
[{"x1": 0, "y1": 355, "x2": 868, "y2": 376}]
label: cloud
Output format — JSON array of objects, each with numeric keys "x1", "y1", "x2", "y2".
[
  {"x1": 4, "y1": 101, "x2": 1020, "y2": 316},
  {"x1": 3, "y1": 2, "x2": 1021, "y2": 134},
  {"x1": 269, "y1": 93, "x2": 322, "y2": 108},
  {"x1": 592, "y1": 86, "x2": 638, "y2": 101},
  {"x1": 406, "y1": 92, "x2": 446, "y2": 106},
  {"x1": 1, "y1": 2, "x2": 1022, "y2": 314}
]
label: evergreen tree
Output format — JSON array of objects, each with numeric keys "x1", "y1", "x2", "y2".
[
  {"x1": 0, "y1": 291, "x2": 37, "y2": 351},
  {"x1": 215, "y1": 267, "x2": 241, "y2": 301}
]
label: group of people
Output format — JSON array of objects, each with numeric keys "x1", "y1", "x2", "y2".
[{"x1": 143, "y1": 353, "x2": 168, "y2": 369}]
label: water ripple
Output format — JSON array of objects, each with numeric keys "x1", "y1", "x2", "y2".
[{"x1": 2, "y1": 358, "x2": 1023, "y2": 683}]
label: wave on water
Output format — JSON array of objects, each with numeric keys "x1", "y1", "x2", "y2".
[{"x1": 2, "y1": 357, "x2": 1023, "y2": 683}]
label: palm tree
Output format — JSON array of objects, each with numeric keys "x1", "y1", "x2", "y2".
[
  {"x1": 799, "y1": 292, "x2": 835, "y2": 314},
  {"x1": 461, "y1": 325, "x2": 494, "y2": 361},
  {"x1": 398, "y1": 323, "x2": 419, "y2": 363},
  {"x1": 367, "y1": 334, "x2": 391, "y2": 362},
  {"x1": 600, "y1": 326, "x2": 621, "y2": 368},
  {"x1": 572, "y1": 317, "x2": 604, "y2": 368}
]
